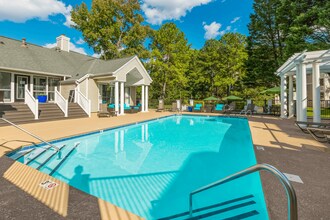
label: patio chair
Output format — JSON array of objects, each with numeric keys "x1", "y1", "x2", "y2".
[
  {"x1": 107, "y1": 103, "x2": 118, "y2": 116},
  {"x1": 156, "y1": 100, "x2": 165, "y2": 112},
  {"x1": 295, "y1": 121, "x2": 330, "y2": 134},
  {"x1": 240, "y1": 104, "x2": 255, "y2": 115},
  {"x1": 223, "y1": 103, "x2": 235, "y2": 114},
  {"x1": 306, "y1": 127, "x2": 330, "y2": 143},
  {"x1": 193, "y1": 104, "x2": 203, "y2": 112},
  {"x1": 124, "y1": 103, "x2": 135, "y2": 114},
  {"x1": 214, "y1": 104, "x2": 224, "y2": 113},
  {"x1": 98, "y1": 104, "x2": 111, "y2": 117}
]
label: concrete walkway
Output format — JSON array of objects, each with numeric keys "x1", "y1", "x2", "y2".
[{"x1": 0, "y1": 111, "x2": 329, "y2": 219}]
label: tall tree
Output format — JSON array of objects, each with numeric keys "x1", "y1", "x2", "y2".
[
  {"x1": 246, "y1": 0, "x2": 285, "y2": 87},
  {"x1": 147, "y1": 23, "x2": 191, "y2": 100},
  {"x1": 194, "y1": 33, "x2": 247, "y2": 98},
  {"x1": 71, "y1": 0, "x2": 149, "y2": 60}
]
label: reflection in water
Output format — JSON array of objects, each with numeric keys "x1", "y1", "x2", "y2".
[
  {"x1": 113, "y1": 124, "x2": 152, "y2": 174},
  {"x1": 69, "y1": 165, "x2": 90, "y2": 193}
]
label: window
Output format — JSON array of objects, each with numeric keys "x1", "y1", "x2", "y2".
[
  {"x1": 0, "y1": 72, "x2": 11, "y2": 101},
  {"x1": 48, "y1": 78, "x2": 60, "y2": 101},
  {"x1": 33, "y1": 76, "x2": 46, "y2": 98}
]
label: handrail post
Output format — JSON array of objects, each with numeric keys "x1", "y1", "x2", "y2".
[{"x1": 189, "y1": 164, "x2": 298, "y2": 220}]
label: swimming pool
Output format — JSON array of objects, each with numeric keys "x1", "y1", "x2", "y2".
[{"x1": 9, "y1": 115, "x2": 268, "y2": 219}]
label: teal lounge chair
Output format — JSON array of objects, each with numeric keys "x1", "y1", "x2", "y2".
[
  {"x1": 193, "y1": 103, "x2": 203, "y2": 112},
  {"x1": 214, "y1": 104, "x2": 224, "y2": 113}
]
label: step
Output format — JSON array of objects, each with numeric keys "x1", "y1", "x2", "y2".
[
  {"x1": 158, "y1": 195, "x2": 259, "y2": 220},
  {"x1": 16, "y1": 147, "x2": 47, "y2": 165},
  {"x1": 27, "y1": 144, "x2": 65, "y2": 169},
  {"x1": 39, "y1": 142, "x2": 80, "y2": 175}
]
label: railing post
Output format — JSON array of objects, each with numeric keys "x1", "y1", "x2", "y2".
[
  {"x1": 35, "y1": 99, "x2": 39, "y2": 119},
  {"x1": 88, "y1": 99, "x2": 91, "y2": 117},
  {"x1": 65, "y1": 100, "x2": 68, "y2": 117}
]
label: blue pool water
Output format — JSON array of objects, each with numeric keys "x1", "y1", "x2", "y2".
[{"x1": 9, "y1": 115, "x2": 268, "y2": 219}]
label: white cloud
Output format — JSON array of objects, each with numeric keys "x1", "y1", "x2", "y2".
[
  {"x1": 230, "y1": 17, "x2": 240, "y2": 24},
  {"x1": 76, "y1": 38, "x2": 85, "y2": 45},
  {"x1": 142, "y1": 0, "x2": 213, "y2": 25},
  {"x1": 203, "y1": 21, "x2": 221, "y2": 39},
  {"x1": 92, "y1": 53, "x2": 101, "y2": 58},
  {"x1": 43, "y1": 42, "x2": 87, "y2": 55},
  {"x1": 219, "y1": 26, "x2": 231, "y2": 36},
  {"x1": 0, "y1": 0, "x2": 73, "y2": 27}
]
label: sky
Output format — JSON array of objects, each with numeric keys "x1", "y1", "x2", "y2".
[{"x1": 0, "y1": 0, "x2": 254, "y2": 57}]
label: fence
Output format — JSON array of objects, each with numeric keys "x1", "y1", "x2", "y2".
[{"x1": 307, "y1": 100, "x2": 330, "y2": 119}]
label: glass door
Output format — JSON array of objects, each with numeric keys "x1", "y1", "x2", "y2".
[{"x1": 16, "y1": 76, "x2": 29, "y2": 100}]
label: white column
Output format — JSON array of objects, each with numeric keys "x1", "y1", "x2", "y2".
[
  {"x1": 30, "y1": 75, "x2": 33, "y2": 92},
  {"x1": 141, "y1": 124, "x2": 145, "y2": 142},
  {"x1": 145, "y1": 85, "x2": 149, "y2": 112},
  {"x1": 288, "y1": 75, "x2": 294, "y2": 118},
  {"x1": 296, "y1": 63, "x2": 302, "y2": 121},
  {"x1": 120, "y1": 82, "x2": 124, "y2": 115},
  {"x1": 115, "y1": 82, "x2": 119, "y2": 114},
  {"x1": 10, "y1": 73, "x2": 14, "y2": 102},
  {"x1": 301, "y1": 63, "x2": 307, "y2": 122},
  {"x1": 280, "y1": 75, "x2": 287, "y2": 118},
  {"x1": 141, "y1": 85, "x2": 145, "y2": 112},
  {"x1": 312, "y1": 62, "x2": 321, "y2": 123}
]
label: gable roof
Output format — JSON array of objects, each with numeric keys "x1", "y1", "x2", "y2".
[{"x1": 0, "y1": 36, "x2": 136, "y2": 79}]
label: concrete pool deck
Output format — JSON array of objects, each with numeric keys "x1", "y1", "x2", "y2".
[{"x1": 0, "y1": 111, "x2": 329, "y2": 219}]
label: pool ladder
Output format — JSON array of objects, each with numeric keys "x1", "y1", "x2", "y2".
[{"x1": 189, "y1": 163, "x2": 298, "y2": 220}]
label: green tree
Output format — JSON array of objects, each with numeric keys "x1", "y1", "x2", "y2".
[
  {"x1": 246, "y1": 0, "x2": 285, "y2": 88},
  {"x1": 147, "y1": 23, "x2": 191, "y2": 100},
  {"x1": 194, "y1": 33, "x2": 247, "y2": 98},
  {"x1": 71, "y1": 0, "x2": 149, "y2": 60}
]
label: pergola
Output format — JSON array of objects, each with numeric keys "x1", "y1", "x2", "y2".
[{"x1": 276, "y1": 49, "x2": 330, "y2": 122}]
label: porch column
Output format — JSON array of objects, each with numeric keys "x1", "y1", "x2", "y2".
[
  {"x1": 296, "y1": 62, "x2": 307, "y2": 122},
  {"x1": 312, "y1": 62, "x2": 321, "y2": 123},
  {"x1": 141, "y1": 85, "x2": 145, "y2": 112},
  {"x1": 10, "y1": 73, "x2": 14, "y2": 102},
  {"x1": 280, "y1": 75, "x2": 287, "y2": 118},
  {"x1": 30, "y1": 75, "x2": 33, "y2": 92},
  {"x1": 288, "y1": 75, "x2": 294, "y2": 118},
  {"x1": 120, "y1": 82, "x2": 125, "y2": 115},
  {"x1": 145, "y1": 85, "x2": 149, "y2": 112},
  {"x1": 115, "y1": 82, "x2": 119, "y2": 114}
]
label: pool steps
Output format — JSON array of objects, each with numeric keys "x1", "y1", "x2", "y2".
[
  {"x1": 158, "y1": 194, "x2": 259, "y2": 220},
  {"x1": 48, "y1": 142, "x2": 80, "y2": 176},
  {"x1": 37, "y1": 145, "x2": 66, "y2": 170}
]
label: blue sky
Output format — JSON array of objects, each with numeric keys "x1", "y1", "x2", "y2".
[{"x1": 0, "y1": 0, "x2": 253, "y2": 56}]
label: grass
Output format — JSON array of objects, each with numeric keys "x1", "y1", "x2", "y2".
[{"x1": 307, "y1": 107, "x2": 330, "y2": 118}]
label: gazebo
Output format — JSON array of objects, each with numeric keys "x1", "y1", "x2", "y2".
[{"x1": 276, "y1": 50, "x2": 330, "y2": 122}]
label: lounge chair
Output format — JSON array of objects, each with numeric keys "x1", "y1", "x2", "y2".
[
  {"x1": 224, "y1": 103, "x2": 235, "y2": 114},
  {"x1": 157, "y1": 100, "x2": 165, "y2": 112},
  {"x1": 193, "y1": 104, "x2": 203, "y2": 112},
  {"x1": 98, "y1": 104, "x2": 111, "y2": 117},
  {"x1": 306, "y1": 127, "x2": 330, "y2": 143},
  {"x1": 240, "y1": 104, "x2": 255, "y2": 115},
  {"x1": 214, "y1": 104, "x2": 224, "y2": 113},
  {"x1": 124, "y1": 103, "x2": 137, "y2": 114},
  {"x1": 295, "y1": 121, "x2": 330, "y2": 134},
  {"x1": 106, "y1": 103, "x2": 117, "y2": 116}
]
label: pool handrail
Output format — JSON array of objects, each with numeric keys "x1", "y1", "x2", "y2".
[
  {"x1": 189, "y1": 163, "x2": 297, "y2": 220},
  {"x1": 0, "y1": 118, "x2": 60, "y2": 153}
]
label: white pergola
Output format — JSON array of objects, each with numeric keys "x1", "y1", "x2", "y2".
[{"x1": 276, "y1": 50, "x2": 330, "y2": 122}]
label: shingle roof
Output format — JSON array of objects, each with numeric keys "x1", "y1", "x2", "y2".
[{"x1": 0, "y1": 36, "x2": 135, "y2": 80}]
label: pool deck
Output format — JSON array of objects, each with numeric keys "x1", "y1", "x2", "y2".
[{"x1": 0, "y1": 111, "x2": 329, "y2": 219}]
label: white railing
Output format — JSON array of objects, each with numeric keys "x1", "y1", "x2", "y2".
[
  {"x1": 75, "y1": 88, "x2": 91, "y2": 117},
  {"x1": 24, "y1": 84, "x2": 38, "y2": 119},
  {"x1": 54, "y1": 87, "x2": 68, "y2": 117}
]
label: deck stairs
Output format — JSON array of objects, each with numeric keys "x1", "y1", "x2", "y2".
[{"x1": 0, "y1": 103, "x2": 88, "y2": 126}]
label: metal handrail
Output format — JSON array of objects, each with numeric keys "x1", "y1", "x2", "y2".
[
  {"x1": 1, "y1": 118, "x2": 60, "y2": 153},
  {"x1": 189, "y1": 163, "x2": 297, "y2": 220}
]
